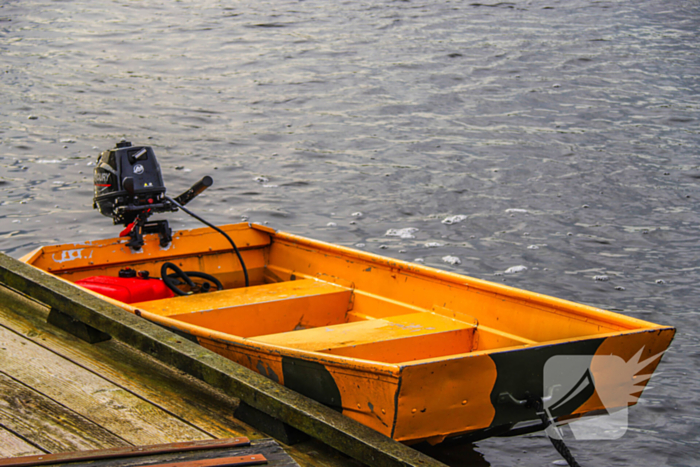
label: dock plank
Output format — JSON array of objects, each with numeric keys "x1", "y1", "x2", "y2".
[
  {"x1": 0, "y1": 438, "x2": 253, "y2": 467},
  {"x1": 0, "y1": 325, "x2": 211, "y2": 446},
  {"x1": 0, "y1": 287, "x2": 254, "y2": 441},
  {"x1": 0, "y1": 373, "x2": 127, "y2": 452},
  {"x1": 0, "y1": 427, "x2": 44, "y2": 458},
  {"x1": 87, "y1": 439, "x2": 296, "y2": 467},
  {"x1": 0, "y1": 438, "x2": 301, "y2": 467},
  {"x1": 24, "y1": 439, "x2": 299, "y2": 467}
]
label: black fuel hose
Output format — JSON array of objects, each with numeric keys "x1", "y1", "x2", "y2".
[{"x1": 165, "y1": 196, "x2": 249, "y2": 287}]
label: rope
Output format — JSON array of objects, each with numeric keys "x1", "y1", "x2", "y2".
[{"x1": 531, "y1": 397, "x2": 582, "y2": 467}]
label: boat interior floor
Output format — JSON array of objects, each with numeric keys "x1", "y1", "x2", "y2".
[{"x1": 133, "y1": 276, "x2": 536, "y2": 365}]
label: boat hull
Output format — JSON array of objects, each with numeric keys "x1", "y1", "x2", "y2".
[{"x1": 21, "y1": 223, "x2": 675, "y2": 444}]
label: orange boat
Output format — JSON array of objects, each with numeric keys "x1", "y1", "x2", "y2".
[{"x1": 21, "y1": 222, "x2": 675, "y2": 445}]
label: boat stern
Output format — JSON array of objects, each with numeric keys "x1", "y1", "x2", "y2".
[{"x1": 392, "y1": 325, "x2": 674, "y2": 444}]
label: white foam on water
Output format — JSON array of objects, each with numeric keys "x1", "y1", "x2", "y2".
[
  {"x1": 442, "y1": 215, "x2": 467, "y2": 225},
  {"x1": 385, "y1": 227, "x2": 418, "y2": 239},
  {"x1": 442, "y1": 255, "x2": 461, "y2": 265},
  {"x1": 505, "y1": 265, "x2": 527, "y2": 274}
]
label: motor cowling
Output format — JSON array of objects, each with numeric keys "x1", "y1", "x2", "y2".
[{"x1": 93, "y1": 140, "x2": 167, "y2": 225}]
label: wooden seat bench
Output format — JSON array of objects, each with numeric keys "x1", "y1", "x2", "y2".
[
  {"x1": 251, "y1": 312, "x2": 477, "y2": 363},
  {"x1": 134, "y1": 279, "x2": 353, "y2": 338}
]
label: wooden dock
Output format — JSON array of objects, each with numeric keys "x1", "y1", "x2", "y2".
[{"x1": 0, "y1": 253, "x2": 447, "y2": 467}]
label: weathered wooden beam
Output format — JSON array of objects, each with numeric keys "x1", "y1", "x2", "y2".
[
  {"x1": 0, "y1": 253, "x2": 446, "y2": 467},
  {"x1": 234, "y1": 402, "x2": 309, "y2": 446},
  {"x1": 146, "y1": 454, "x2": 267, "y2": 467},
  {"x1": 46, "y1": 307, "x2": 111, "y2": 344},
  {"x1": 0, "y1": 438, "x2": 251, "y2": 467}
]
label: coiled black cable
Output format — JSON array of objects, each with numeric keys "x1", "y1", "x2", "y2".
[{"x1": 166, "y1": 196, "x2": 249, "y2": 287}]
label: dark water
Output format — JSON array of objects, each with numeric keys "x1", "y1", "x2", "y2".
[{"x1": 1, "y1": 0, "x2": 699, "y2": 465}]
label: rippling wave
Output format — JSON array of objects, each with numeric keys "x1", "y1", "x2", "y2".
[{"x1": 1, "y1": 1, "x2": 699, "y2": 465}]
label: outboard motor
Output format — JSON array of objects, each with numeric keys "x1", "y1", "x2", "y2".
[
  {"x1": 93, "y1": 140, "x2": 211, "y2": 250},
  {"x1": 91, "y1": 140, "x2": 249, "y2": 287}
]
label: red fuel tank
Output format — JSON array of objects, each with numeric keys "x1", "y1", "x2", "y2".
[{"x1": 76, "y1": 271, "x2": 174, "y2": 304}]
